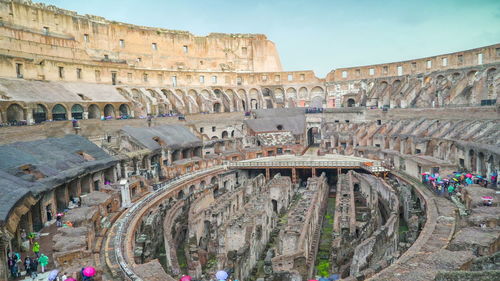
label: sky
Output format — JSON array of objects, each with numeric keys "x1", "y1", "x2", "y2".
[{"x1": 39, "y1": 0, "x2": 500, "y2": 77}]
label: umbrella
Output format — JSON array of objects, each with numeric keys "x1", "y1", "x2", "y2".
[
  {"x1": 437, "y1": 181, "x2": 444, "y2": 184},
  {"x1": 421, "y1": 173, "x2": 428, "y2": 175},
  {"x1": 48, "y1": 270, "x2": 59, "y2": 281},
  {"x1": 329, "y1": 274, "x2": 341, "y2": 281},
  {"x1": 216, "y1": 270, "x2": 228, "y2": 280},
  {"x1": 66, "y1": 279, "x2": 77, "y2": 281},
  {"x1": 83, "y1": 266, "x2": 96, "y2": 277},
  {"x1": 180, "y1": 276, "x2": 192, "y2": 281},
  {"x1": 481, "y1": 196, "x2": 493, "y2": 200},
  {"x1": 455, "y1": 173, "x2": 462, "y2": 177},
  {"x1": 57, "y1": 213, "x2": 64, "y2": 217},
  {"x1": 466, "y1": 173, "x2": 473, "y2": 178},
  {"x1": 477, "y1": 175, "x2": 484, "y2": 179},
  {"x1": 319, "y1": 278, "x2": 330, "y2": 281}
]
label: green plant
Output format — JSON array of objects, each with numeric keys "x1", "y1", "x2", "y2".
[{"x1": 316, "y1": 260, "x2": 330, "y2": 277}]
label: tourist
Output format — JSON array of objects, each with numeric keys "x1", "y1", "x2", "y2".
[
  {"x1": 39, "y1": 253, "x2": 49, "y2": 273},
  {"x1": 33, "y1": 241, "x2": 40, "y2": 257},
  {"x1": 24, "y1": 257, "x2": 32, "y2": 277},
  {"x1": 61, "y1": 272, "x2": 68, "y2": 280},
  {"x1": 56, "y1": 213, "x2": 63, "y2": 227},
  {"x1": 30, "y1": 257, "x2": 39, "y2": 279}
]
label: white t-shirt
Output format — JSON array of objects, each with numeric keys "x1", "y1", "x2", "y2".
[{"x1": 61, "y1": 275, "x2": 68, "y2": 281}]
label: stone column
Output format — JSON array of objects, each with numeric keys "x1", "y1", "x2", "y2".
[
  {"x1": 292, "y1": 168, "x2": 297, "y2": 184},
  {"x1": 265, "y1": 168, "x2": 270, "y2": 181},
  {"x1": 119, "y1": 179, "x2": 132, "y2": 208}
]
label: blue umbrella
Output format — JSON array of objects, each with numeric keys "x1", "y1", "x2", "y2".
[
  {"x1": 329, "y1": 274, "x2": 340, "y2": 281},
  {"x1": 216, "y1": 270, "x2": 228, "y2": 280},
  {"x1": 319, "y1": 278, "x2": 330, "y2": 281},
  {"x1": 48, "y1": 269, "x2": 59, "y2": 281}
]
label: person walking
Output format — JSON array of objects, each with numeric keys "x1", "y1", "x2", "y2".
[
  {"x1": 24, "y1": 257, "x2": 31, "y2": 277},
  {"x1": 30, "y1": 257, "x2": 39, "y2": 279},
  {"x1": 32, "y1": 241, "x2": 40, "y2": 257},
  {"x1": 39, "y1": 253, "x2": 49, "y2": 273}
]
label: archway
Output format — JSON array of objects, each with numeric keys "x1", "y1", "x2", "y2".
[
  {"x1": 213, "y1": 102, "x2": 221, "y2": 113},
  {"x1": 119, "y1": 104, "x2": 130, "y2": 117},
  {"x1": 88, "y1": 104, "x2": 100, "y2": 119},
  {"x1": 307, "y1": 127, "x2": 318, "y2": 146},
  {"x1": 251, "y1": 99, "x2": 258, "y2": 109},
  {"x1": 310, "y1": 96, "x2": 324, "y2": 108},
  {"x1": 347, "y1": 98, "x2": 356, "y2": 107},
  {"x1": 71, "y1": 104, "x2": 84, "y2": 120},
  {"x1": 52, "y1": 104, "x2": 67, "y2": 121},
  {"x1": 33, "y1": 104, "x2": 47, "y2": 123},
  {"x1": 6, "y1": 103, "x2": 25, "y2": 123},
  {"x1": 221, "y1": 131, "x2": 228, "y2": 139},
  {"x1": 104, "y1": 104, "x2": 116, "y2": 118}
]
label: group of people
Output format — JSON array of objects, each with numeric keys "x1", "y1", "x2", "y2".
[
  {"x1": 7, "y1": 250, "x2": 49, "y2": 279},
  {"x1": 422, "y1": 171, "x2": 498, "y2": 199}
]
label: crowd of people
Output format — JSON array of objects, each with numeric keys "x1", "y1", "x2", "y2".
[{"x1": 421, "y1": 170, "x2": 497, "y2": 203}]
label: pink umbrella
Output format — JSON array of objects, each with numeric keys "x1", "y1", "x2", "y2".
[
  {"x1": 66, "y1": 279, "x2": 77, "y2": 281},
  {"x1": 83, "y1": 267, "x2": 96, "y2": 277},
  {"x1": 180, "y1": 276, "x2": 192, "y2": 281},
  {"x1": 481, "y1": 196, "x2": 493, "y2": 200},
  {"x1": 466, "y1": 173, "x2": 473, "y2": 178}
]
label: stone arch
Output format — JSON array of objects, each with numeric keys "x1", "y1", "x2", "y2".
[
  {"x1": 213, "y1": 102, "x2": 221, "y2": 113},
  {"x1": 188, "y1": 89, "x2": 204, "y2": 111},
  {"x1": 33, "y1": 104, "x2": 48, "y2": 123},
  {"x1": 119, "y1": 104, "x2": 131, "y2": 117},
  {"x1": 249, "y1": 88, "x2": 261, "y2": 109},
  {"x1": 87, "y1": 104, "x2": 100, "y2": 119},
  {"x1": 6, "y1": 103, "x2": 25, "y2": 123},
  {"x1": 310, "y1": 86, "x2": 325, "y2": 97},
  {"x1": 298, "y1": 87, "x2": 308, "y2": 99},
  {"x1": 347, "y1": 98, "x2": 356, "y2": 107},
  {"x1": 310, "y1": 96, "x2": 325, "y2": 108},
  {"x1": 221, "y1": 131, "x2": 228, "y2": 139},
  {"x1": 286, "y1": 88, "x2": 297, "y2": 108},
  {"x1": 71, "y1": 104, "x2": 84, "y2": 120},
  {"x1": 104, "y1": 104, "x2": 116, "y2": 118},
  {"x1": 52, "y1": 104, "x2": 67, "y2": 121}
]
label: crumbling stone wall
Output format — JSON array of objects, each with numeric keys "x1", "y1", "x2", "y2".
[{"x1": 272, "y1": 173, "x2": 329, "y2": 279}]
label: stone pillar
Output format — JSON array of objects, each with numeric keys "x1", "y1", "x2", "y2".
[
  {"x1": 292, "y1": 168, "x2": 297, "y2": 184},
  {"x1": 265, "y1": 168, "x2": 270, "y2": 181},
  {"x1": 119, "y1": 179, "x2": 132, "y2": 208},
  {"x1": 312, "y1": 167, "x2": 317, "y2": 177}
]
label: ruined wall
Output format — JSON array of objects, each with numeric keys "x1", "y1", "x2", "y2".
[
  {"x1": 272, "y1": 174, "x2": 329, "y2": 279},
  {"x1": 349, "y1": 173, "x2": 400, "y2": 277},
  {"x1": 0, "y1": 0, "x2": 281, "y2": 73}
]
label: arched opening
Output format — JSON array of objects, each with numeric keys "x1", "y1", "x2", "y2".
[
  {"x1": 200, "y1": 180, "x2": 206, "y2": 189},
  {"x1": 250, "y1": 99, "x2": 258, "y2": 109},
  {"x1": 177, "y1": 190, "x2": 184, "y2": 199},
  {"x1": 310, "y1": 96, "x2": 324, "y2": 108},
  {"x1": 6, "y1": 103, "x2": 25, "y2": 123},
  {"x1": 221, "y1": 131, "x2": 229, "y2": 139},
  {"x1": 33, "y1": 104, "x2": 47, "y2": 123},
  {"x1": 263, "y1": 88, "x2": 272, "y2": 97},
  {"x1": 71, "y1": 104, "x2": 84, "y2": 120},
  {"x1": 88, "y1": 104, "x2": 100, "y2": 119},
  {"x1": 52, "y1": 104, "x2": 67, "y2": 121},
  {"x1": 119, "y1": 104, "x2": 130, "y2": 117},
  {"x1": 189, "y1": 185, "x2": 195, "y2": 195},
  {"x1": 266, "y1": 99, "x2": 274, "y2": 109},
  {"x1": 104, "y1": 104, "x2": 116, "y2": 118},
  {"x1": 307, "y1": 127, "x2": 318, "y2": 146},
  {"x1": 347, "y1": 98, "x2": 356, "y2": 107},
  {"x1": 277, "y1": 124, "x2": 283, "y2": 130},
  {"x1": 213, "y1": 102, "x2": 221, "y2": 113},
  {"x1": 231, "y1": 130, "x2": 235, "y2": 137}
]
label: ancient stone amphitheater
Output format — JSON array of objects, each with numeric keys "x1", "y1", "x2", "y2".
[{"x1": 0, "y1": 1, "x2": 498, "y2": 281}]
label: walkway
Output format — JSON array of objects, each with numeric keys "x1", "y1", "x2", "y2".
[{"x1": 226, "y1": 154, "x2": 388, "y2": 173}]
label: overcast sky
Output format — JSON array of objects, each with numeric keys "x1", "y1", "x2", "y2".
[{"x1": 39, "y1": 0, "x2": 500, "y2": 77}]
